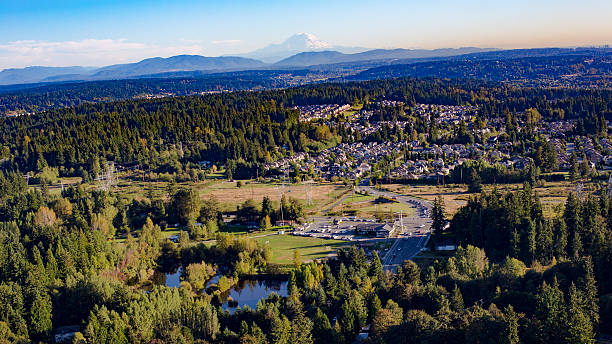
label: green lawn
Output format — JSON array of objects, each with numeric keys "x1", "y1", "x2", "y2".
[
  {"x1": 253, "y1": 234, "x2": 349, "y2": 264},
  {"x1": 341, "y1": 193, "x2": 375, "y2": 204},
  {"x1": 161, "y1": 228, "x2": 182, "y2": 240}
]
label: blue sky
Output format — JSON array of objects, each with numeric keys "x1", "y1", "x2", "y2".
[{"x1": 1, "y1": 0, "x2": 611, "y2": 69}]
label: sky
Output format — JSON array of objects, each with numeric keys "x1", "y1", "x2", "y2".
[{"x1": 1, "y1": 0, "x2": 611, "y2": 69}]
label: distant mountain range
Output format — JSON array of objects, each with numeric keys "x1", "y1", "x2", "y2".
[
  {"x1": 0, "y1": 55, "x2": 266, "y2": 85},
  {"x1": 0, "y1": 66, "x2": 97, "y2": 85},
  {"x1": 90, "y1": 55, "x2": 265, "y2": 79},
  {"x1": 273, "y1": 47, "x2": 497, "y2": 67},
  {"x1": 1, "y1": 47, "x2": 610, "y2": 115},
  {"x1": 1, "y1": 33, "x2": 608, "y2": 86}
]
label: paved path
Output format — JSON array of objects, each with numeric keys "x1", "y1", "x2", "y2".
[
  {"x1": 357, "y1": 184, "x2": 432, "y2": 271},
  {"x1": 321, "y1": 190, "x2": 354, "y2": 215}
]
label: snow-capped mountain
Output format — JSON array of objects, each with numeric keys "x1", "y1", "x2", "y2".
[
  {"x1": 284, "y1": 33, "x2": 332, "y2": 50},
  {"x1": 241, "y1": 33, "x2": 366, "y2": 63}
]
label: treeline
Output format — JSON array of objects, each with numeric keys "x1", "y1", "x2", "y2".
[
  {"x1": 0, "y1": 93, "x2": 319, "y2": 176},
  {"x1": 450, "y1": 185, "x2": 612, "y2": 294},
  {"x1": 0, "y1": 70, "x2": 307, "y2": 114},
  {"x1": 352, "y1": 53, "x2": 612, "y2": 88},
  {"x1": 0, "y1": 168, "x2": 276, "y2": 342},
  {"x1": 1, "y1": 163, "x2": 611, "y2": 342},
  {"x1": 77, "y1": 241, "x2": 610, "y2": 343}
]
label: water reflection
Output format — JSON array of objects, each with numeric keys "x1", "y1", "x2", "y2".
[
  {"x1": 221, "y1": 279, "x2": 288, "y2": 311},
  {"x1": 164, "y1": 267, "x2": 182, "y2": 288},
  {"x1": 159, "y1": 268, "x2": 288, "y2": 311}
]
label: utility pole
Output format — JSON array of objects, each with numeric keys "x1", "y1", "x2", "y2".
[
  {"x1": 575, "y1": 182, "x2": 584, "y2": 201},
  {"x1": 275, "y1": 171, "x2": 288, "y2": 225},
  {"x1": 304, "y1": 179, "x2": 313, "y2": 206},
  {"x1": 95, "y1": 161, "x2": 117, "y2": 191}
]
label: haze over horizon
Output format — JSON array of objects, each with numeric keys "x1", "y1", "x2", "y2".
[{"x1": 1, "y1": 0, "x2": 611, "y2": 70}]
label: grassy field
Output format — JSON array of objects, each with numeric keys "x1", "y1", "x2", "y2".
[
  {"x1": 195, "y1": 180, "x2": 349, "y2": 213},
  {"x1": 330, "y1": 193, "x2": 415, "y2": 218},
  {"x1": 30, "y1": 169, "x2": 597, "y2": 221},
  {"x1": 71, "y1": 172, "x2": 349, "y2": 214},
  {"x1": 108, "y1": 176, "x2": 350, "y2": 213},
  {"x1": 385, "y1": 179, "x2": 586, "y2": 216},
  {"x1": 252, "y1": 234, "x2": 349, "y2": 264}
]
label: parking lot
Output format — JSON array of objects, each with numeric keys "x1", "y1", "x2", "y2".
[{"x1": 295, "y1": 216, "x2": 381, "y2": 241}]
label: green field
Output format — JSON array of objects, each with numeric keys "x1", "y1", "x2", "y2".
[
  {"x1": 341, "y1": 193, "x2": 375, "y2": 204},
  {"x1": 253, "y1": 234, "x2": 349, "y2": 264}
]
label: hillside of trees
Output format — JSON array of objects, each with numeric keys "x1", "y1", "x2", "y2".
[
  {"x1": 0, "y1": 70, "x2": 310, "y2": 114},
  {"x1": 351, "y1": 53, "x2": 612, "y2": 88},
  {"x1": 1, "y1": 78, "x2": 610, "y2": 181}
]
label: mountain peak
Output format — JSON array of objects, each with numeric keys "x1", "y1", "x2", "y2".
[
  {"x1": 284, "y1": 33, "x2": 332, "y2": 50},
  {"x1": 241, "y1": 33, "x2": 348, "y2": 63}
]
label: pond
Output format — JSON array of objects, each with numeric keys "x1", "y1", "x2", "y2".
[
  {"x1": 158, "y1": 268, "x2": 288, "y2": 311},
  {"x1": 163, "y1": 267, "x2": 182, "y2": 288},
  {"x1": 221, "y1": 279, "x2": 288, "y2": 312}
]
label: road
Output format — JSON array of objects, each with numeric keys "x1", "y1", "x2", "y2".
[
  {"x1": 321, "y1": 190, "x2": 354, "y2": 214},
  {"x1": 357, "y1": 183, "x2": 433, "y2": 271}
]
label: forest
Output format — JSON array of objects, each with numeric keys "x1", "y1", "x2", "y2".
[
  {"x1": 0, "y1": 70, "x2": 308, "y2": 114},
  {"x1": 0, "y1": 167, "x2": 611, "y2": 343},
  {"x1": 1, "y1": 77, "x2": 611, "y2": 182},
  {"x1": 1, "y1": 77, "x2": 612, "y2": 343}
]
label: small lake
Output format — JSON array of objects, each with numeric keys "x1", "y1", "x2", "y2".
[
  {"x1": 163, "y1": 267, "x2": 182, "y2": 288},
  {"x1": 157, "y1": 268, "x2": 288, "y2": 311},
  {"x1": 222, "y1": 279, "x2": 288, "y2": 311}
]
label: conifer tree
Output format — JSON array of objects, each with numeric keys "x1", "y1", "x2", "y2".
[
  {"x1": 503, "y1": 305, "x2": 519, "y2": 344},
  {"x1": 566, "y1": 284, "x2": 594, "y2": 344}
]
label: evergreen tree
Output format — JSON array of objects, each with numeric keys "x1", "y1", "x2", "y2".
[
  {"x1": 29, "y1": 291, "x2": 52, "y2": 341},
  {"x1": 468, "y1": 168, "x2": 482, "y2": 193},
  {"x1": 571, "y1": 231, "x2": 583, "y2": 258},
  {"x1": 536, "y1": 220, "x2": 554, "y2": 264},
  {"x1": 368, "y1": 294, "x2": 382, "y2": 323},
  {"x1": 503, "y1": 305, "x2": 519, "y2": 344},
  {"x1": 290, "y1": 315, "x2": 313, "y2": 344},
  {"x1": 451, "y1": 284, "x2": 464, "y2": 312},
  {"x1": 536, "y1": 279, "x2": 566, "y2": 343},
  {"x1": 580, "y1": 256, "x2": 599, "y2": 328},
  {"x1": 312, "y1": 308, "x2": 333, "y2": 344},
  {"x1": 270, "y1": 315, "x2": 291, "y2": 344},
  {"x1": 369, "y1": 251, "x2": 383, "y2": 280},
  {"x1": 553, "y1": 219, "x2": 568, "y2": 259},
  {"x1": 570, "y1": 153, "x2": 579, "y2": 181},
  {"x1": 566, "y1": 284, "x2": 594, "y2": 344},
  {"x1": 431, "y1": 195, "x2": 447, "y2": 249}
]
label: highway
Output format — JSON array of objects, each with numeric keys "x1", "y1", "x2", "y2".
[{"x1": 357, "y1": 184, "x2": 433, "y2": 271}]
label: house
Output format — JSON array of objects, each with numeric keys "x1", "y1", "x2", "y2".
[{"x1": 512, "y1": 157, "x2": 534, "y2": 170}]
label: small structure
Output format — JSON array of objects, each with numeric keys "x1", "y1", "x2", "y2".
[
  {"x1": 275, "y1": 219, "x2": 296, "y2": 226},
  {"x1": 355, "y1": 223, "x2": 395, "y2": 238}
]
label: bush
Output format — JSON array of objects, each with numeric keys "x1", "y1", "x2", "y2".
[{"x1": 185, "y1": 262, "x2": 216, "y2": 291}]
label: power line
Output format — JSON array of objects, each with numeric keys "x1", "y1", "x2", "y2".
[
  {"x1": 94, "y1": 161, "x2": 117, "y2": 191},
  {"x1": 304, "y1": 179, "x2": 314, "y2": 206}
]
